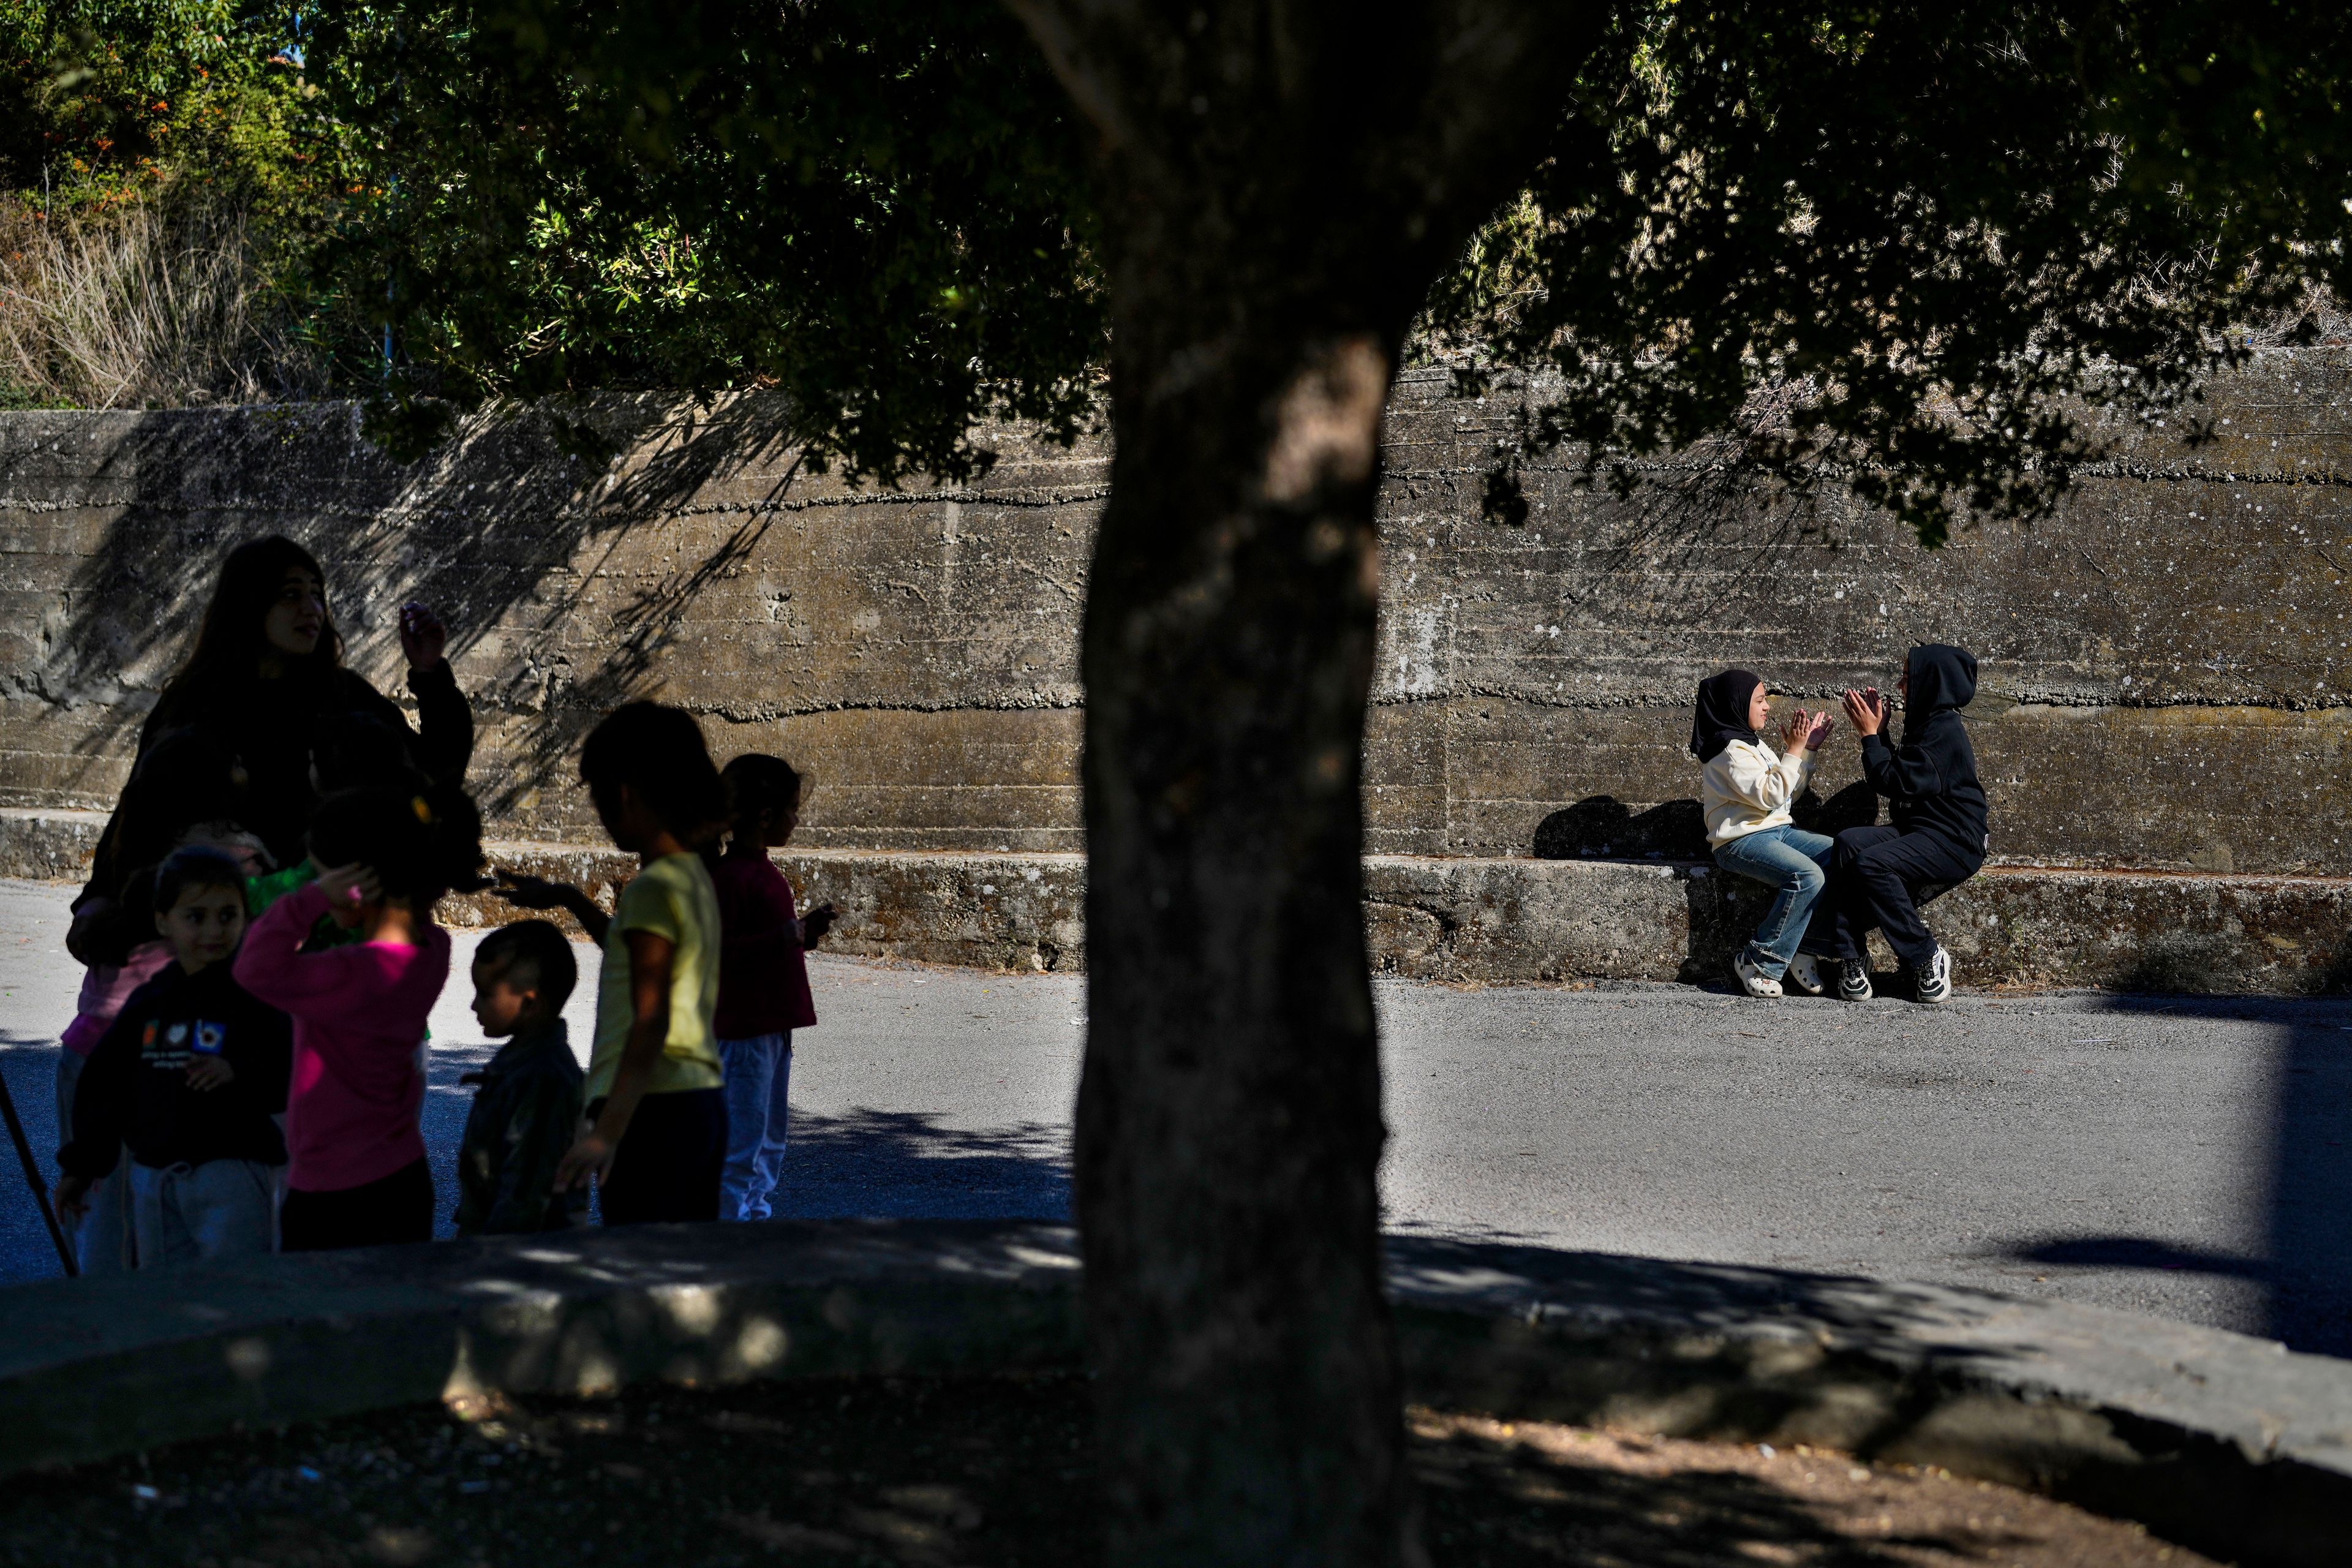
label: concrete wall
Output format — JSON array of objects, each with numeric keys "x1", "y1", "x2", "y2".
[{"x1": 1, "y1": 352, "x2": 2348, "y2": 875}]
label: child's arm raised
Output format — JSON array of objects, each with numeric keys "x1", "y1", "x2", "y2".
[
  {"x1": 495, "y1": 872, "x2": 611, "y2": 947},
  {"x1": 232, "y1": 876, "x2": 390, "y2": 1017},
  {"x1": 1844, "y1": 688, "x2": 1948, "y2": 800},
  {"x1": 1720, "y1": 721, "x2": 1815, "y2": 815},
  {"x1": 556, "y1": 930, "x2": 673, "y2": 1191}
]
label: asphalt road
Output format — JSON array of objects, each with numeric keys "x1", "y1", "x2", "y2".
[{"x1": 2, "y1": 880, "x2": 2345, "y2": 1357}]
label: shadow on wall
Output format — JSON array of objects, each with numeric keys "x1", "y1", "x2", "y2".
[
  {"x1": 1536, "y1": 783, "x2": 1883, "y2": 987},
  {"x1": 1532, "y1": 783, "x2": 1881, "y2": 863},
  {"x1": 2000, "y1": 995, "x2": 2352, "y2": 1359},
  {"x1": 43, "y1": 395, "x2": 802, "y2": 817}
]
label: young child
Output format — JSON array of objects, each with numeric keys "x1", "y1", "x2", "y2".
[
  {"x1": 708, "y1": 755, "x2": 837, "y2": 1223},
  {"x1": 1693, "y1": 669, "x2": 1836, "y2": 999},
  {"x1": 454, "y1": 921, "x2": 587, "y2": 1235},
  {"x1": 235, "y1": 784, "x2": 481, "y2": 1251},
  {"x1": 503, "y1": 703, "x2": 727, "y2": 1225},
  {"x1": 1811, "y1": 644, "x2": 1991, "y2": 1004},
  {"x1": 58, "y1": 727, "x2": 247, "y2": 1273},
  {"x1": 53, "y1": 847, "x2": 292, "y2": 1267}
]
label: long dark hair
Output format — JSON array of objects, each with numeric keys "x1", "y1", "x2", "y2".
[
  {"x1": 84, "y1": 725, "x2": 243, "y2": 902},
  {"x1": 151, "y1": 537, "x2": 341, "y2": 729}
]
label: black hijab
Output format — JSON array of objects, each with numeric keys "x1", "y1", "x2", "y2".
[{"x1": 1690, "y1": 669, "x2": 1763, "y2": 763}]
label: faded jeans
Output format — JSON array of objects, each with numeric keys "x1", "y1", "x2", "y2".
[
  {"x1": 718, "y1": 1032, "x2": 793, "y2": 1222},
  {"x1": 127, "y1": 1158, "x2": 279, "y2": 1267},
  {"x1": 1712, "y1": 824, "x2": 1837, "y2": 979}
]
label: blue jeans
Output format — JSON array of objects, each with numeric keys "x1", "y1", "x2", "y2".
[
  {"x1": 1712, "y1": 825, "x2": 1836, "y2": 979},
  {"x1": 718, "y1": 1032, "x2": 793, "y2": 1221}
]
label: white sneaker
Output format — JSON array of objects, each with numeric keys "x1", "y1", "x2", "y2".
[
  {"x1": 1784, "y1": 953, "x2": 1827, "y2": 997},
  {"x1": 1732, "y1": 952, "x2": 1784, "y2": 998},
  {"x1": 1835, "y1": 957, "x2": 1874, "y2": 1001},
  {"x1": 1913, "y1": 946, "x2": 1953, "y2": 1004}
]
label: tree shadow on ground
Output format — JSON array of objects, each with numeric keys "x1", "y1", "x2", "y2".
[
  {"x1": 1996, "y1": 994, "x2": 2352, "y2": 1358},
  {"x1": 769, "y1": 1108, "x2": 1071, "y2": 1221},
  {"x1": 418, "y1": 1045, "x2": 1072, "y2": 1231}
]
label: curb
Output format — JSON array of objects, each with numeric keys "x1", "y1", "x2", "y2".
[
  {"x1": 9, "y1": 809, "x2": 2352, "y2": 993},
  {"x1": 0, "y1": 1221, "x2": 2343, "y2": 1566}
]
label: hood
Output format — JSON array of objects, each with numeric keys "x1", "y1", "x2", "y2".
[
  {"x1": 1905, "y1": 644, "x2": 1977, "y2": 715},
  {"x1": 1689, "y1": 669, "x2": 1763, "y2": 763}
]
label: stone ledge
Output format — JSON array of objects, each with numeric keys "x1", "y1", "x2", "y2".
[
  {"x1": 0, "y1": 1220, "x2": 2342, "y2": 1567},
  {"x1": 7, "y1": 809, "x2": 2346, "y2": 993}
]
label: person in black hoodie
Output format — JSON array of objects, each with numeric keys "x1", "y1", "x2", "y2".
[
  {"x1": 56, "y1": 847, "x2": 293, "y2": 1265},
  {"x1": 1808, "y1": 644, "x2": 1991, "y2": 1004}
]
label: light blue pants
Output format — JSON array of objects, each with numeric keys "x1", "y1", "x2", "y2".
[
  {"x1": 1713, "y1": 824, "x2": 1837, "y2": 979},
  {"x1": 127, "y1": 1158, "x2": 279, "y2": 1267},
  {"x1": 718, "y1": 1031, "x2": 793, "y2": 1222},
  {"x1": 55, "y1": 1049, "x2": 131, "y2": 1274}
]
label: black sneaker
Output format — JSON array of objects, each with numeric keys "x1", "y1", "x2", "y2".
[
  {"x1": 1835, "y1": 957, "x2": 1874, "y2": 1001},
  {"x1": 1913, "y1": 946, "x2": 1953, "y2": 1004}
]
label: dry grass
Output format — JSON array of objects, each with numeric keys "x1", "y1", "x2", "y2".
[{"x1": 0, "y1": 196, "x2": 323, "y2": 410}]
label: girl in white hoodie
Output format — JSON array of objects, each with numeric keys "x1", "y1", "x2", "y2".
[{"x1": 1692, "y1": 670, "x2": 1835, "y2": 998}]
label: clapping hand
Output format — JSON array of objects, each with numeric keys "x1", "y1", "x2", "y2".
[
  {"x1": 801, "y1": 901, "x2": 839, "y2": 948},
  {"x1": 1779, "y1": 707, "x2": 1814, "y2": 753},
  {"x1": 1803, "y1": 709, "x2": 1836, "y2": 751},
  {"x1": 1841, "y1": 687, "x2": 1887, "y2": 737},
  {"x1": 398, "y1": 602, "x2": 448, "y2": 671}
]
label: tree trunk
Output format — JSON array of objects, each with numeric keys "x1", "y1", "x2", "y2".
[
  {"x1": 1005, "y1": 5, "x2": 1599, "y2": 1561},
  {"x1": 1082, "y1": 317, "x2": 1404, "y2": 1564}
]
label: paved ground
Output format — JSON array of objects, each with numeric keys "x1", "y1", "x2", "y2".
[{"x1": 1, "y1": 880, "x2": 2345, "y2": 1356}]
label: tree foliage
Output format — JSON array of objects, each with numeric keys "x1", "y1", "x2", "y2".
[
  {"x1": 299, "y1": 0, "x2": 1105, "y2": 470},
  {"x1": 2, "y1": 2, "x2": 351, "y2": 239},
  {"x1": 1423, "y1": 3, "x2": 2352, "y2": 543}
]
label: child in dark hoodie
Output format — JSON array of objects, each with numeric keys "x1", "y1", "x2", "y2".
[
  {"x1": 1809, "y1": 644, "x2": 1990, "y2": 1004},
  {"x1": 55, "y1": 847, "x2": 292, "y2": 1266},
  {"x1": 454, "y1": 921, "x2": 587, "y2": 1235}
]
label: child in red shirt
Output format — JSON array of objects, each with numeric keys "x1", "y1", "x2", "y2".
[{"x1": 709, "y1": 755, "x2": 834, "y2": 1221}]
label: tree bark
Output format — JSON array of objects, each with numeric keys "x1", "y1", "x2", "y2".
[{"x1": 1004, "y1": 4, "x2": 1599, "y2": 1562}]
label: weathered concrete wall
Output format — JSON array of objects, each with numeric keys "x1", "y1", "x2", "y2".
[
  {"x1": 17, "y1": 809, "x2": 2338, "y2": 993},
  {"x1": 1, "y1": 353, "x2": 2348, "y2": 875}
]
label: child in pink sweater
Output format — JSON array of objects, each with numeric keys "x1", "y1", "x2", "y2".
[{"x1": 235, "y1": 783, "x2": 483, "y2": 1251}]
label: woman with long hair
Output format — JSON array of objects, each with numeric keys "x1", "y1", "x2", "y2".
[{"x1": 106, "y1": 534, "x2": 475, "y2": 871}]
